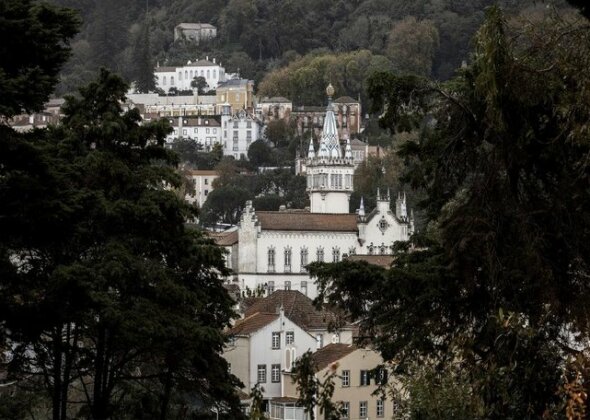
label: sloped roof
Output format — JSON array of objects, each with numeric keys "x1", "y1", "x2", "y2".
[
  {"x1": 312, "y1": 343, "x2": 356, "y2": 371},
  {"x1": 155, "y1": 66, "x2": 176, "y2": 72},
  {"x1": 218, "y1": 79, "x2": 251, "y2": 88},
  {"x1": 244, "y1": 290, "x2": 340, "y2": 330},
  {"x1": 209, "y1": 229, "x2": 239, "y2": 246},
  {"x1": 228, "y1": 312, "x2": 278, "y2": 335},
  {"x1": 346, "y1": 254, "x2": 394, "y2": 268},
  {"x1": 186, "y1": 169, "x2": 218, "y2": 176},
  {"x1": 255, "y1": 212, "x2": 358, "y2": 232},
  {"x1": 176, "y1": 23, "x2": 216, "y2": 29}
]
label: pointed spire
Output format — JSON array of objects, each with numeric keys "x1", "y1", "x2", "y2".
[
  {"x1": 359, "y1": 196, "x2": 365, "y2": 217},
  {"x1": 387, "y1": 188, "x2": 391, "y2": 201},
  {"x1": 318, "y1": 84, "x2": 340, "y2": 159},
  {"x1": 307, "y1": 133, "x2": 315, "y2": 159},
  {"x1": 345, "y1": 136, "x2": 352, "y2": 159},
  {"x1": 377, "y1": 187, "x2": 381, "y2": 200}
]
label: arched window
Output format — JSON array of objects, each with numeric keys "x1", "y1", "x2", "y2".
[
  {"x1": 300, "y1": 248, "x2": 308, "y2": 272},
  {"x1": 163, "y1": 76, "x2": 167, "y2": 85},
  {"x1": 284, "y1": 247, "x2": 292, "y2": 272},
  {"x1": 332, "y1": 247, "x2": 340, "y2": 262},
  {"x1": 316, "y1": 247, "x2": 324, "y2": 262},
  {"x1": 178, "y1": 72, "x2": 182, "y2": 81},
  {"x1": 170, "y1": 76, "x2": 175, "y2": 85}
]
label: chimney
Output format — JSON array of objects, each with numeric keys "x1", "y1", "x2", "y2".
[{"x1": 213, "y1": 57, "x2": 216, "y2": 64}]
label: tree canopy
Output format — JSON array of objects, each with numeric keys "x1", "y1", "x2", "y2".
[{"x1": 310, "y1": 7, "x2": 590, "y2": 418}]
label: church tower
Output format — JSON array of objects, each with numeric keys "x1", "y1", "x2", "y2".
[{"x1": 306, "y1": 84, "x2": 355, "y2": 213}]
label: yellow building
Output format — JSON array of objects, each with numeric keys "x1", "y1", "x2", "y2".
[{"x1": 216, "y1": 79, "x2": 255, "y2": 113}]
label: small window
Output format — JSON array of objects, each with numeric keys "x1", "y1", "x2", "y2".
[
  {"x1": 360, "y1": 370, "x2": 370, "y2": 386},
  {"x1": 341, "y1": 370, "x2": 350, "y2": 387},
  {"x1": 271, "y1": 364, "x2": 281, "y2": 383},
  {"x1": 316, "y1": 334, "x2": 323, "y2": 349},
  {"x1": 377, "y1": 399, "x2": 384, "y2": 417},
  {"x1": 359, "y1": 401, "x2": 368, "y2": 418},
  {"x1": 301, "y1": 281, "x2": 308, "y2": 296},
  {"x1": 268, "y1": 281, "x2": 275, "y2": 294},
  {"x1": 272, "y1": 332, "x2": 280, "y2": 349},
  {"x1": 285, "y1": 281, "x2": 291, "y2": 290},
  {"x1": 257, "y1": 364, "x2": 266, "y2": 383},
  {"x1": 286, "y1": 331, "x2": 294, "y2": 345},
  {"x1": 341, "y1": 402, "x2": 350, "y2": 419},
  {"x1": 204, "y1": 190, "x2": 208, "y2": 196},
  {"x1": 204, "y1": 178, "x2": 208, "y2": 185}
]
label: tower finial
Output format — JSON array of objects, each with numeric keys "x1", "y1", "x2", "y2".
[
  {"x1": 377, "y1": 187, "x2": 381, "y2": 200},
  {"x1": 307, "y1": 132, "x2": 315, "y2": 159},
  {"x1": 326, "y1": 83, "x2": 335, "y2": 99},
  {"x1": 359, "y1": 196, "x2": 365, "y2": 217}
]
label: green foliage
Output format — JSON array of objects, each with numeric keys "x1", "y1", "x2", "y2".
[
  {"x1": 291, "y1": 350, "x2": 344, "y2": 420},
  {"x1": 249, "y1": 383, "x2": 267, "y2": 420},
  {"x1": 0, "y1": 0, "x2": 79, "y2": 117},
  {"x1": 0, "y1": 70, "x2": 244, "y2": 419},
  {"x1": 200, "y1": 185, "x2": 251, "y2": 227},
  {"x1": 191, "y1": 75, "x2": 209, "y2": 94},
  {"x1": 311, "y1": 7, "x2": 590, "y2": 419},
  {"x1": 386, "y1": 17, "x2": 440, "y2": 77},
  {"x1": 247, "y1": 139, "x2": 273, "y2": 166}
]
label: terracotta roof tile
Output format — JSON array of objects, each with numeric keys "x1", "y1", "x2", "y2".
[
  {"x1": 255, "y1": 212, "x2": 357, "y2": 232},
  {"x1": 209, "y1": 229, "x2": 238, "y2": 246},
  {"x1": 346, "y1": 254, "x2": 394, "y2": 268},
  {"x1": 334, "y1": 96, "x2": 359, "y2": 104},
  {"x1": 244, "y1": 290, "x2": 342, "y2": 330},
  {"x1": 228, "y1": 312, "x2": 278, "y2": 335},
  {"x1": 312, "y1": 343, "x2": 356, "y2": 371}
]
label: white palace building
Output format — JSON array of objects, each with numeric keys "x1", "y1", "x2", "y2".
[{"x1": 231, "y1": 85, "x2": 414, "y2": 299}]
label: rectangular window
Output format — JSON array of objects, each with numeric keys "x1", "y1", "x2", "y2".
[
  {"x1": 286, "y1": 331, "x2": 294, "y2": 345},
  {"x1": 377, "y1": 399, "x2": 384, "y2": 417},
  {"x1": 341, "y1": 370, "x2": 350, "y2": 387},
  {"x1": 359, "y1": 401, "x2": 368, "y2": 418},
  {"x1": 300, "y1": 248, "x2": 308, "y2": 272},
  {"x1": 247, "y1": 121, "x2": 252, "y2": 128},
  {"x1": 284, "y1": 248, "x2": 292, "y2": 272},
  {"x1": 204, "y1": 178, "x2": 208, "y2": 185},
  {"x1": 301, "y1": 281, "x2": 308, "y2": 296},
  {"x1": 316, "y1": 248, "x2": 324, "y2": 262},
  {"x1": 271, "y1": 364, "x2": 281, "y2": 383},
  {"x1": 316, "y1": 334, "x2": 323, "y2": 349},
  {"x1": 204, "y1": 190, "x2": 208, "y2": 196},
  {"x1": 246, "y1": 130, "x2": 252, "y2": 140},
  {"x1": 206, "y1": 128, "x2": 210, "y2": 134},
  {"x1": 268, "y1": 249, "x2": 275, "y2": 272},
  {"x1": 268, "y1": 281, "x2": 275, "y2": 294},
  {"x1": 332, "y1": 248, "x2": 340, "y2": 262},
  {"x1": 194, "y1": 128, "x2": 198, "y2": 133},
  {"x1": 360, "y1": 370, "x2": 370, "y2": 386},
  {"x1": 341, "y1": 402, "x2": 349, "y2": 419},
  {"x1": 233, "y1": 122, "x2": 239, "y2": 129},
  {"x1": 272, "y1": 332, "x2": 280, "y2": 349},
  {"x1": 257, "y1": 364, "x2": 266, "y2": 383},
  {"x1": 285, "y1": 280, "x2": 291, "y2": 290}
]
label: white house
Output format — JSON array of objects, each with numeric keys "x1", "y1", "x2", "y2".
[
  {"x1": 164, "y1": 116, "x2": 222, "y2": 149},
  {"x1": 154, "y1": 58, "x2": 226, "y2": 93},
  {"x1": 184, "y1": 169, "x2": 219, "y2": 208},
  {"x1": 224, "y1": 290, "x2": 356, "y2": 407},
  {"x1": 174, "y1": 23, "x2": 217, "y2": 42},
  {"x1": 220, "y1": 105, "x2": 263, "y2": 160}
]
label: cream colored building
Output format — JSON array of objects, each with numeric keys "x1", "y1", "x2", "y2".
[
  {"x1": 216, "y1": 79, "x2": 255, "y2": 113},
  {"x1": 185, "y1": 169, "x2": 218, "y2": 208},
  {"x1": 275, "y1": 344, "x2": 402, "y2": 420}
]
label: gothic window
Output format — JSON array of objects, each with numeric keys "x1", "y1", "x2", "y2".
[
  {"x1": 332, "y1": 247, "x2": 340, "y2": 262},
  {"x1": 163, "y1": 76, "x2": 167, "y2": 85},
  {"x1": 185, "y1": 70, "x2": 188, "y2": 79},
  {"x1": 316, "y1": 247, "x2": 324, "y2": 262},
  {"x1": 380, "y1": 243, "x2": 386, "y2": 255},
  {"x1": 170, "y1": 76, "x2": 174, "y2": 85},
  {"x1": 268, "y1": 248, "x2": 275, "y2": 272},
  {"x1": 300, "y1": 248, "x2": 308, "y2": 272},
  {"x1": 284, "y1": 247, "x2": 292, "y2": 272},
  {"x1": 368, "y1": 243, "x2": 374, "y2": 255},
  {"x1": 349, "y1": 247, "x2": 356, "y2": 256}
]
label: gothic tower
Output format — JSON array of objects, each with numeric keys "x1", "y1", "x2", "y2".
[{"x1": 306, "y1": 84, "x2": 355, "y2": 213}]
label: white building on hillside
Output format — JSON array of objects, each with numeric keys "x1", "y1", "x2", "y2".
[
  {"x1": 164, "y1": 116, "x2": 222, "y2": 149},
  {"x1": 220, "y1": 105, "x2": 263, "y2": 160},
  {"x1": 185, "y1": 169, "x2": 219, "y2": 208},
  {"x1": 154, "y1": 58, "x2": 226, "y2": 92},
  {"x1": 174, "y1": 23, "x2": 217, "y2": 42},
  {"x1": 233, "y1": 85, "x2": 414, "y2": 298}
]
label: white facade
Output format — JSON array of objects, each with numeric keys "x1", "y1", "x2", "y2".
[
  {"x1": 223, "y1": 310, "x2": 318, "y2": 400},
  {"x1": 220, "y1": 106, "x2": 262, "y2": 160},
  {"x1": 154, "y1": 58, "x2": 226, "y2": 92},
  {"x1": 164, "y1": 116, "x2": 222, "y2": 149},
  {"x1": 174, "y1": 23, "x2": 217, "y2": 42},
  {"x1": 185, "y1": 169, "x2": 218, "y2": 208}
]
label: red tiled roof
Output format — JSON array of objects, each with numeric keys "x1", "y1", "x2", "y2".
[
  {"x1": 228, "y1": 312, "x2": 278, "y2": 335},
  {"x1": 244, "y1": 290, "x2": 344, "y2": 330},
  {"x1": 209, "y1": 229, "x2": 238, "y2": 246},
  {"x1": 346, "y1": 254, "x2": 394, "y2": 268},
  {"x1": 187, "y1": 170, "x2": 218, "y2": 176},
  {"x1": 312, "y1": 343, "x2": 356, "y2": 371},
  {"x1": 255, "y1": 212, "x2": 357, "y2": 232}
]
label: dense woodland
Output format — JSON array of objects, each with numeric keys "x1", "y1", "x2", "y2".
[{"x1": 51, "y1": 0, "x2": 570, "y2": 100}]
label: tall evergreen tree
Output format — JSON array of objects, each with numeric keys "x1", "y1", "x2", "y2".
[
  {"x1": 310, "y1": 7, "x2": 590, "y2": 418},
  {"x1": 131, "y1": 21, "x2": 156, "y2": 93}
]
